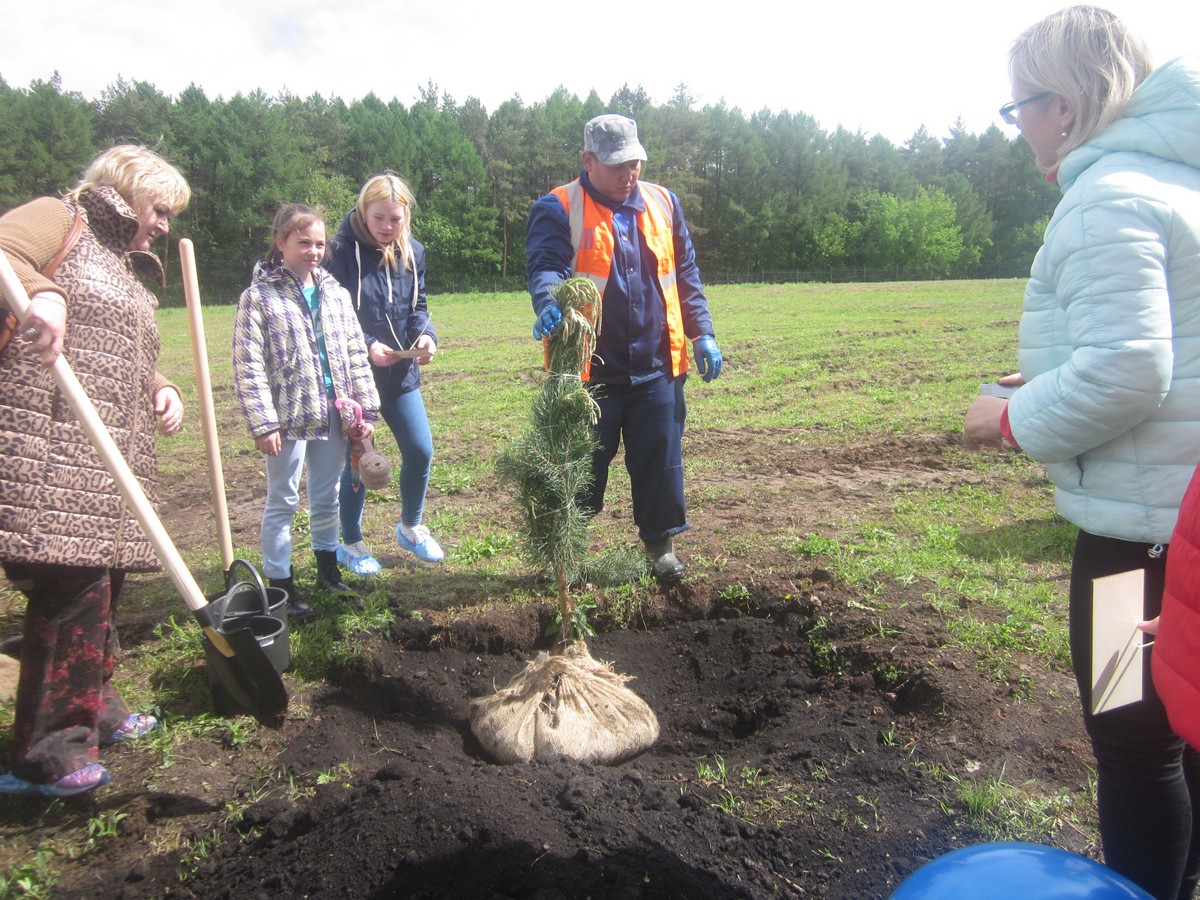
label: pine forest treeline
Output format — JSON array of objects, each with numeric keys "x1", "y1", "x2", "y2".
[{"x1": 0, "y1": 74, "x2": 1060, "y2": 301}]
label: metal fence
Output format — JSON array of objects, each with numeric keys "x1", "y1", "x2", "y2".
[
  {"x1": 424, "y1": 265, "x2": 1032, "y2": 296},
  {"x1": 700, "y1": 266, "x2": 1032, "y2": 285}
]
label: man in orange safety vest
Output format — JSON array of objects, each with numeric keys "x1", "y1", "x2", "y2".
[{"x1": 525, "y1": 114, "x2": 723, "y2": 583}]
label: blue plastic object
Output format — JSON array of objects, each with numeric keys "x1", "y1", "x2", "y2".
[{"x1": 892, "y1": 842, "x2": 1153, "y2": 899}]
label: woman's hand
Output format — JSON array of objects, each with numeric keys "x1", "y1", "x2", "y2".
[
  {"x1": 255, "y1": 431, "x2": 282, "y2": 456},
  {"x1": 154, "y1": 386, "x2": 184, "y2": 435},
  {"x1": 21, "y1": 292, "x2": 67, "y2": 367},
  {"x1": 963, "y1": 396, "x2": 1009, "y2": 450}
]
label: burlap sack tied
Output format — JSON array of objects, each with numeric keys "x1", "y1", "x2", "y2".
[{"x1": 469, "y1": 641, "x2": 659, "y2": 765}]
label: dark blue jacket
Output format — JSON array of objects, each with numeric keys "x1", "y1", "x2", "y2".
[
  {"x1": 525, "y1": 171, "x2": 713, "y2": 384},
  {"x1": 326, "y1": 211, "x2": 437, "y2": 401}
]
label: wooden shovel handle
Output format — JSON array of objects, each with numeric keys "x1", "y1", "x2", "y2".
[
  {"x1": 179, "y1": 239, "x2": 234, "y2": 572},
  {"x1": 0, "y1": 246, "x2": 209, "y2": 613}
]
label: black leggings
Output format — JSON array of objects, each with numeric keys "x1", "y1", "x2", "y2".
[{"x1": 1070, "y1": 531, "x2": 1200, "y2": 900}]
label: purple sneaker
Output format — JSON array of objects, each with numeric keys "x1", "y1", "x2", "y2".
[
  {"x1": 0, "y1": 763, "x2": 111, "y2": 797},
  {"x1": 103, "y1": 713, "x2": 158, "y2": 746}
]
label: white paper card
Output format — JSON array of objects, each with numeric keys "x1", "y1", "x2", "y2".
[{"x1": 1091, "y1": 569, "x2": 1146, "y2": 715}]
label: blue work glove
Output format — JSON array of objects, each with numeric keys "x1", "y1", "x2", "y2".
[
  {"x1": 694, "y1": 335, "x2": 722, "y2": 382},
  {"x1": 532, "y1": 303, "x2": 562, "y2": 340}
]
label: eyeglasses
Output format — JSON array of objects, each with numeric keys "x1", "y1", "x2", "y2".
[{"x1": 999, "y1": 92, "x2": 1051, "y2": 125}]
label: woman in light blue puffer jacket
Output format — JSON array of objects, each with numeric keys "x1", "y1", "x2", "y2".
[{"x1": 963, "y1": 7, "x2": 1200, "y2": 898}]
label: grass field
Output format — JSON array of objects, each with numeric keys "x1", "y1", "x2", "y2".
[
  {"x1": 0, "y1": 276, "x2": 1096, "y2": 896},
  {"x1": 146, "y1": 276, "x2": 1074, "y2": 666}
]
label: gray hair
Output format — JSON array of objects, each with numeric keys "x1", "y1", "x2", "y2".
[
  {"x1": 1009, "y1": 5, "x2": 1153, "y2": 169},
  {"x1": 68, "y1": 144, "x2": 191, "y2": 214}
]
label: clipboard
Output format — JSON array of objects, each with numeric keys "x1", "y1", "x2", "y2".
[
  {"x1": 1091, "y1": 568, "x2": 1147, "y2": 715},
  {"x1": 979, "y1": 382, "x2": 1018, "y2": 399},
  {"x1": 376, "y1": 346, "x2": 434, "y2": 366},
  {"x1": 381, "y1": 347, "x2": 433, "y2": 360}
]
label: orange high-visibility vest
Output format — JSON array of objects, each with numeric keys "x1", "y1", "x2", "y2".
[{"x1": 550, "y1": 179, "x2": 689, "y2": 380}]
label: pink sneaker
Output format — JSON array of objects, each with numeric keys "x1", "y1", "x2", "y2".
[
  {"x1": 103, "y1": 713, "x2": 158, "y2": 745},
  {"x1": 0, "y1": 763, "x2": 111, "y2": 797}
]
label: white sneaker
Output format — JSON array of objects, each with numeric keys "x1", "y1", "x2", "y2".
[
  {"x1": 337, "y1": 541, "x2": 382, "y2": 576},
  {"x1": 396, "y1": 523, "x2": 444, "y2": 563}
]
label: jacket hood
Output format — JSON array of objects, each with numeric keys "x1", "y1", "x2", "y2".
[
  {"x1": 348, "y1": 209, "x2": 379, "y2": 248},
  {"x1": 250, "y1": 258, "x2": 292, "y2": 288},
  {"x1": 250, "y1": 258, "x2": 334, "y2": 294},
  {"x1": 1059, "y1": 55, "x2": 1200, "y2": 191},
  {"x1": 332, "y1": 209, "x2": 383, "y2": 254},
  {"x1": 77, "y1": 185, "x2": 167, "y2": 287}
]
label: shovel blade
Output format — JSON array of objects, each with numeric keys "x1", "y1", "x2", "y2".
[{"x1": 198, "y1": 619, "x2": 288, "y2": 727}]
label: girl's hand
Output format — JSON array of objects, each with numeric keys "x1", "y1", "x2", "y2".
[
  {"x1": 415, "y1": 333, "x2": 437, "y2": 365},
  {"x1": 369, "y1": 342, "x2": 400, "y2": 368},
  {"x1": 256, "y1": 431, "x2": 282, "y2": 456},
  {"x1": 154, "y1": 386, "x2": 184, "y2": 435},
  {"x1": 359, "y1": 421, "x2": 375, "y2": 441}
]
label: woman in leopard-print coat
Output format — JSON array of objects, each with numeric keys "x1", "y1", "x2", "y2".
[{"x1": 0, "y1": 145, "x2": 191, "y2": 797}]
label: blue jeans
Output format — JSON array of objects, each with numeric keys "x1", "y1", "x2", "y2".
[
  {"x1": 585, "y1": 375, "x2": 689, "y2": 543},
  {"x1": 340, "y1": 388, "x2": 433, "y2": 544},
  {"x1": 261, "y1": 411, "x2": 346, "y2": 580}
]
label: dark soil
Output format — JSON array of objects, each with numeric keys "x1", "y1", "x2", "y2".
[{"x1": 0, "y1": 431, "x2": 1096, "y2": 899}]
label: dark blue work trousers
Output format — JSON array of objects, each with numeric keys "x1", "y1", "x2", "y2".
[{"x1": 584, "y1": 375, "x2": 689, "y2": 543}]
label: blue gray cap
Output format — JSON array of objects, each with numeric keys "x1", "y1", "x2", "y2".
[{"x1": 583, "y1": 114, "x2": 648, "y2": 165}]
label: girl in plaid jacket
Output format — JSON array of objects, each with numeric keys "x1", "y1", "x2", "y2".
[{"x1": 233, "y1": 203, "x2": 379, "y2": 620}]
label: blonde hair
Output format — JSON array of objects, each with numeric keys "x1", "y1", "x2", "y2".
[
  {"x1": 265, "y1": 203, "x2": 326, "y2": 266},
  {"x1": 1009, "y1": 5, "x2": 1153, "y2": 170},
  {"x1": 67, "y1": 144, "x2": 191, "y2": 214},
  {"x1": 357, "y1": 171, "x2": 415, "y2": 272}
]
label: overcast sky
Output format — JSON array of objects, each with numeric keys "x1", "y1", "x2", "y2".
[{"x1": 6, "y1": 1, "x2": 1196, "y2": 145}]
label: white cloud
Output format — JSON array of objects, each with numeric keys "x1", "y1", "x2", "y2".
[{"x1": 4, "y1": 0, "x2": 1196, "y2": 143}]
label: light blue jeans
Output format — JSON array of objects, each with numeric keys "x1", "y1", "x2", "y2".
[
  {"x1": 340, "y1": 388, "x2": 433, "y2": 544},
  {"x1": 261, "y1": 409, "x2": 347, "y2": 580}
]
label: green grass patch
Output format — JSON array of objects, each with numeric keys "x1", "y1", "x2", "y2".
[{"x1": 4, "y1": 277, "x2": 1093, "y2": 886}]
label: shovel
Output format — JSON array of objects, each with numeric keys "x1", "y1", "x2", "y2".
[
  {"x1": 182, "y1": 240, "x2": 288, "y2": 633},
  {"x1": 179, "y1": 239, "x2": 237, "y2": 586},
  {"x1": 0, "y1": 246, "x2": 287, "y2": 726}
]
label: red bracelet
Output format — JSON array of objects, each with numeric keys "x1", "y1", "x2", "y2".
[{"x1": 999, "y1": 403, "x2": 1020, "y2": 449}]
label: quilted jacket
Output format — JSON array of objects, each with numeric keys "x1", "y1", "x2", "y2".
[
  {"x1": 0, "y1": 187, "x2": 168, "y2": 570},
  {"x1": 1009, "y1": 56, "x2": 1200, "y2": 543},
  {"x1": 232, "y1": 260, "x2": 378, "y2": 440}
]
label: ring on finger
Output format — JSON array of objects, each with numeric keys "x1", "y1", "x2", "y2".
[{"x1": 22, "y1": 327, "x2": 38, "y2": 341}]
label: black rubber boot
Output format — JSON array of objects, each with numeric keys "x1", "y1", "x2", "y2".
[
  {"x1": 269, "y1": 568, "x2": 317, "y2": 622},
  {"x1": 0, "y1": 634, "x2": 21, "y2": 659},
  {"x1": 314, "y1": 550, "x2": 353, "y2": 594},
  {"x1": 645, "y1": 536, "x2": 686, "y2": 584}
]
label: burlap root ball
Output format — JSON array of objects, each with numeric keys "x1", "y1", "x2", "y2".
[{"x1": 468, "y1": 641, "x2": 659, "y2": 765}]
